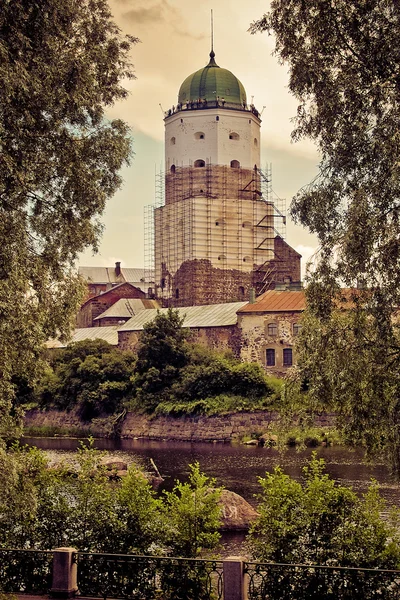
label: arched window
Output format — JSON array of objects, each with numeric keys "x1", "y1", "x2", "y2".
[
  {"x1": 218, "y1": 254, "x2": 226, "y2": 261},
  {"x1": 254, "y1": 138, "x2": 258, "y2": 147},
  {"x1": 170, "y1": 164, "x2": 176, "y2": 173},
  {"x1": 267, "y1": 323, "x2": 278, "y2": 336},
  {"x1": 194, "y1": 159, "x2": 205, "y2": 168},
  {"x1": 194, "y1": 132, "x2": 205, "y2": 140},
  {"x1": 242, "y1": 255, "x2": 252, "y2": 263},
  {"x1": 170, "y1": 137, "x2": 176, "y2": 145},
  {"x1": 216, "y1": 116, "x2": 219, "y2": 121},
  {"x1": 229, "y1": 132, "x2": 239, "y2": 140},
  {"x1": 230, "y1": 160, "x2": 240, "y2": 168}
]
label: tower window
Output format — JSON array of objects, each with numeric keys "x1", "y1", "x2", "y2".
[
  {"x1": 175, "y1": 288, "x2": 179, "y2": 299},
  {"x1": 218, "y1": 254, "x2": 226, "y2": 261},
  {"x1": 229, "y1": 132, "x2": 239, "y2": 140},
  {"x1": 216, "y1": 116, "x2": 219, "y2": 121},
  {"x1": 254, "y1": 138, "x2": 258, "y2": 147},
  {"x1": 171, "y1": 137, "x2": 176, "y2": 145},
  {"x1": 161, "y1": 278, "x2": 166, "y2": 289},
  {"x1": 170, "y1": 164, "x2": 176, "y2": 173},
  {"x1": 194, "y1": 159, "x2": 205, "y2": 168},
  {"x1": 180, "y1": 118, "x2": 183, "y2": 123},
  {"x1": 230, "y1": 160, "x2": 240, "y2": 168},
  {"x1": 195, "y1": 132, "x2": 205, "y2": 140}
]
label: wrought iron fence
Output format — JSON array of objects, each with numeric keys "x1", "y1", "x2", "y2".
[
  {"x1": 245, "y1": 561, "x2": 400, "y2": 599},
  {"x1": 0, "y1": 548, "x2": 53, "y2": 594},
  {"x1": 77, "y1": 552, "x2": 224, "y2": 600}
]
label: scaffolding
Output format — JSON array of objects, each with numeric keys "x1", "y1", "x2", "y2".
[{"x1": 145, "y1": 162, "x2": 294, "y2": 305}]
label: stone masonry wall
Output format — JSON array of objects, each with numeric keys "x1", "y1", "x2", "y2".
[{"x1": 24, "y1": 409, "x2": 336, "y2": 442}]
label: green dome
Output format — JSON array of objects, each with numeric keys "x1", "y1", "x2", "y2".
[{"x1": 178, "y1": 52, "x2": 247, "y2": 106}]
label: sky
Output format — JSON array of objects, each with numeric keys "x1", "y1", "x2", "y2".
[{"x1": 79, "y1": 0, "x2": 320, "y2": 277}]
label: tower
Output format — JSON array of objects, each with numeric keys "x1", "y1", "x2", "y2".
[{"x1": 154, "y1": 50, "x2": 301, "y2": 307}]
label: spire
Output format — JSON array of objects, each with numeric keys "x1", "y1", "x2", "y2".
[{"x1": 208, "y1": 10, "x2": 218, "y2": 66}]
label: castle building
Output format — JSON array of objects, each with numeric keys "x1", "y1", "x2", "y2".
[{"x1": 154, "y1": 50, "x2": 301, "y2": 307}]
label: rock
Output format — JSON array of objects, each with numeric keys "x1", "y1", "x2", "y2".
[
  {"x1": 244, "y1": 439, "x2": 258, "y2": 445},
  {"x1": 259, "y1": 433, "x2": 278, "y2": 447},
  {"x1": 102, "y1": 459, "x2": 128, "y2": 471},
  {"x1": 218, "y1": 490, "x2": 259, "y2": 531}
]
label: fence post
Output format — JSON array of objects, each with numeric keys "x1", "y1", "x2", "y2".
[
  {"x1": 223, "y1": 556, "x2": 248, "y2": 600},
  {"x1": 50, "y1": 547, "x2": 78, "y2": 598}
]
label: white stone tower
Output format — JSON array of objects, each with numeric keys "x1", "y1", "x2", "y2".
[{"x1": 154, "y1": 50, "x2": 300, "y2": 307}]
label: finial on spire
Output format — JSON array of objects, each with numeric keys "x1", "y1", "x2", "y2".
[
  {"x1": 208, "y1": 9, "x2": 217, "y2": 65},
  {"x1": 211, "y1": 9, "x2": 214, "y2": 54}
]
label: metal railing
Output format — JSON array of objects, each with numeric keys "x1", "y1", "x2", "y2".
[
  {"x1": 0, "y1": 548, "x2": 53, "y2": 594},
  {"x1": 77, "y1": 552, "x2": 224, "y2": 600},
  {"x1": 245, "y1": 561, "x2": 400, "y2": 599}
]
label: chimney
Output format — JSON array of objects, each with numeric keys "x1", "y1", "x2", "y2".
[
  {"x1": 249, "y1": 288, "x2": 256, "y2": 303},
  {"x1": 115, "y1": 261, "x2": 121, "y2": 277}
]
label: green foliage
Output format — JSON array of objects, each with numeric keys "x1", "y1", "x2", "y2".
[
  {"x1": 0, "y1": 442, "x2": 222, "y2": 560},
  {"x1": 38, "y1": 340, "x2": 136, "y2": 420},
  {"x1": 252, "y1": 1, "x2": 400, "y2": 476},
  {"x1": 248, "y1": 455, "x2": 400, "y2": 569},
  {"x1": 130, "y1": 312, "x2": 278, "y2": 414},
  {"x1": 162, "y1": 463, "x2": 222, "y2": 558},
  {"x1": 0, "y1": 0, "x2": 137, "y2": 434}
]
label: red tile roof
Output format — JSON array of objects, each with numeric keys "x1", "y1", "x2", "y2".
[{"x1": 237, "y1": 290, "x2": 306, "y2": 313}]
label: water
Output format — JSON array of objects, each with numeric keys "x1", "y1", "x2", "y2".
[{"x1": 22, "y1": 436, "x2": 400, "y2": 509}]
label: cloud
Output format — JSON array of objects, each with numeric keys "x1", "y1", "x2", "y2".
[{"x1": 121, "y1": 0, "x2": 206, "y2": 39}]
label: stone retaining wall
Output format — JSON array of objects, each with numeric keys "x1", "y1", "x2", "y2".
[{"x1": 24, "y1": 409, "x2": 335, "y2": 442}]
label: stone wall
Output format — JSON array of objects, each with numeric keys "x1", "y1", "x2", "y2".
[
  {"x1": 24, "y1": 409, "x2": 336, "y2": 442},
  {"x1": 117, "y1": 325, "x2": 241, "y2": 356},
  {"x1": 238, "y1": 310, "x2": 302, "y2": 374}
]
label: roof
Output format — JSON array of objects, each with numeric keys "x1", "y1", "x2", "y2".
[
  {"x1": 79, "y1": 266, "x2": 154, "y2": 285},
  {"x1": 237, "y1": 290, "x2": 306, "y2": 313},
  {"x1": 178, "y1": 51, "x2": 246, "y2": 106},
  {"x1": 46, "y1": 326, "x2": 119, "y2": 349},
  {"x1": 94, "y1": 298, "x2": 161, "y2": 321},
  {"x1": 80, "y1": 282, "x2": 145, "y2": 309},
  {"x1": 118, "y1": 302, "x2": 248, "y2": 332}
]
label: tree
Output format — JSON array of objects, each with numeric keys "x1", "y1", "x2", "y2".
[
  {"x1": 0, "y1": 0, "x2": 137, "y2": 434},
  {"x1": 38, "y1": 339, "x2": 136, "y2": 419},
  {"x1": 162, "y1": 462, "x2": 222, "y2": 558},
  {"x1": 251, "y1": 1, "x2": 400, "y2": 471},
  {"x1": 247, "y1": 455, "x2": 400, "y2": 597},
  {"x1": 131, "y1": 309, "x2": 190, "y2": 410}
]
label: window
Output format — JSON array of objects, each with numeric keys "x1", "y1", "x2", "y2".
[
  {"x1": 194, "y1": 159, "x2": 205, "y2": 167},
  {"x1": 216, "y1": 116, "x2": 219, "y2": 121},
  {"x1": 238, "y1": 286, "x2": 245, "y2": 297},
  {"x1": 170, "y1": 164, "x2": 176, "y2": 173},
  {"x1": 254, "y1": 138, "x2": 258, "y2": 147},
  {"x1": 195, "y1": 132, "x2": 205, "y2": 140},
  {"x1": 293, "y1": 323, "x2": 302, "y2": 336},
  {"x1": 229, "y1": 132, "x2": 239, "y2": 140},
  {"x1": 175, "y1": 288, "x2": 179, "y2": 299},
  {"x1": 267, "y1": 323, "x2": 278, "y2": 336},
  {"x1": 266, "y1": 349, "x2": 275, "y2": 367},
  {"x1": 283, "y1": 348, "x2": 293, "y2": 366},
  {"x1": 170, "y1": 137, "x2": 176, "y2": 145},
  {"x1": 161, "y1": 278, "x2": 166, "y2": 289},
  {"x1": 230, "y1": 160, "x2": 240, "y2": 168}
]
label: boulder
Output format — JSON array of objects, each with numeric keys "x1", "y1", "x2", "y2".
[
  {"x1": 219, "y1": 489, "x2": 259, "y2": 531},
  {"x1": 259, "y1": 433, "x2": 278, "y2": 447},
  {"x1": 243, "y1": 439, "x2": 258, "y2": 446},
  {"x1": 102, "y1": 459, "x2": 128, "y2": 471}
]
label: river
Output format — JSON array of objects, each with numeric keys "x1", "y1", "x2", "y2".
[{"x1": 23, "y1": 436, "x2": 400, "y2": 508}]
